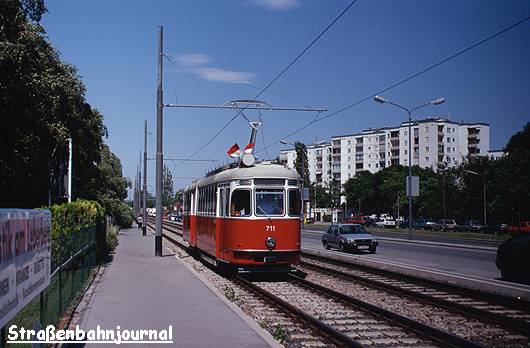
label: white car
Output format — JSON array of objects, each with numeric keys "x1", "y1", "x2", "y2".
[{"x1": 375, "y1": 218, "x2": 396, "y2": 228}]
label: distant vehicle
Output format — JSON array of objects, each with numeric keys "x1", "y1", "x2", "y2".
[
  {"x1": 168, "y1": 213, "x2": 179, "y2": 221},
  {"x1": 481, "y1": 221, "x2": 508, "y2": 234},
  {"x1": 456, "y1": 220, "x2": 484, "y2": 232},
  {"x1": 433, "y1": 219, "x2": 457, "y2": 231},
  {"x1": 321, "y1": 224, "x2": 378, "y2": 253},
  {"x1": 496, "y1": 233, "x2": 530, "y2": 283},
  {"x1": 374, "y1": 217, "x2": 396, "y2": 228},
  {"x1": 411, "y1": 218, "x2": 435, "y2": 230},
  {"x1": 504, "y1": 222, "x2": 530, "y2": 234},
  {"x1": 344, "y1": 216, "x2": 368, "y2": 226}
]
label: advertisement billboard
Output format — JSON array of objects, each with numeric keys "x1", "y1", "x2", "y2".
[{"x1": 0, "y1": 210, "x2": 51, "y2": 328}]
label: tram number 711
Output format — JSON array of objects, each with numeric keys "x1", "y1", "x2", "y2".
[{"x1": 266, "y1": 225, "x2": 276, "y2": 232}]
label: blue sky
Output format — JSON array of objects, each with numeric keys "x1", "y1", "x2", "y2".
[{"x1": 41, "y1": 0, "x2": 530, "y2": 196}]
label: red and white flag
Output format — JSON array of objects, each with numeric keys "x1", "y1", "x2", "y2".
[
  {"x1": 227, "y1": 143, "x2": 241, "y2": 158},
  {"x1": 243, "y1": 143, "x2": 254, "y2": 154}
]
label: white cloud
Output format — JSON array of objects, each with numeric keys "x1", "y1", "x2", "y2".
[
  {"x1": 197, "y1": 68, "x2": 256, "y2": 84},
  {"x1": 174, "y1": 53, "x2": 212, "y2": 67},
  {"x1": 250, "y1": 0, "x2": 301, "y2": 10}
]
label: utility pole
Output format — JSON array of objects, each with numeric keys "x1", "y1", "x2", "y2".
[
  {"x1": 155, "y1": 26, "x2": 163, "y2": 256},
  {"x1": 143, "y1": 120, "x2": 148, "y2": 236},
  {"x1": 67, "y1": 138, "x2": 72, "y2": 203},
  {"x1": 138, "y1": 152, "x2": 142, "y2": 224}
]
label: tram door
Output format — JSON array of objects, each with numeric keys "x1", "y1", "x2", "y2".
[{"x1": 220, "y1": 187, "x2": 230, "y2": 260}]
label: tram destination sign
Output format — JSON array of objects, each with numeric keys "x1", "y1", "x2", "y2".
[{"x1": 0, "y1": 209, "x2": 51, "y2": 328}]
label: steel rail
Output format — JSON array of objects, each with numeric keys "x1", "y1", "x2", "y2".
[
  {"x1": 234, "y1": 276, "x2": 364, "y2": 348},
  {"x1": 289, "y1": 274, "x2": 484, "y2": 348},
  {"x1": 302, "y1": 252, "x2": 530, "y2": 313},
  {"x1": 301, "y1": 259, "x2": 530, "y2": 337}
]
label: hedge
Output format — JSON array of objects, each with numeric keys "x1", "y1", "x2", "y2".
[{"x1": 47, "y1": 200, "x2": 105, "y2": 270}]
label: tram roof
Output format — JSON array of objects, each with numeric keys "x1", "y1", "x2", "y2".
[{"x1": 185, "y1": 163, "x2": 300, "y2": 191}]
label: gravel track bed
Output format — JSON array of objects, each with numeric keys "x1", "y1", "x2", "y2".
[
  {"x1": 255, "y1": 280, "x2": 439, "y2": 347},
  {"x1": 302, "y1": 257, "x2": 530, "y2": 326},
  {"x1": 299, "y1": 263, "x2": 529, "y2": 348},
  {"x1": 160, "y1": 234, "x2": 335, "y2": 347}
]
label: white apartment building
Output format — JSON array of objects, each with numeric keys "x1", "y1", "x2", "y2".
[
  {"x1": 279, "y1": 142, "x2": 332, "y2": 187},
  {"x1": 279, "y1": 118, "x2": 490, "y2": 193}
]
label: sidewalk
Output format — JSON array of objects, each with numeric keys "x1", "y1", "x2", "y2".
[{"x1": 74, "y1": 227, "x2": 274, "y2": 347}]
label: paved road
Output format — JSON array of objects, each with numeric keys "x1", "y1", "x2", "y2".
[
  {"x1": 304, "y1": 223, "x2": 503, "y2": 248},
  {"x1": 302, "y1": 229, "x2": 499, "y2": 280}
]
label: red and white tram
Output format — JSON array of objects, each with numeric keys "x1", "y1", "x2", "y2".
[{"x1": 182, "y1": 162, "x2": 302, "y2": 273}]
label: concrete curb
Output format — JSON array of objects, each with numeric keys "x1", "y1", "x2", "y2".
[
  {"x1": 151, "y1": 226, "x2": 284, "y2": 348},
  {"x1": 302, "y1": 247, "x2": 530, "y2": 300},
  {"x1": 302, "y1": 229, "x2": 497, "y2": 251}
]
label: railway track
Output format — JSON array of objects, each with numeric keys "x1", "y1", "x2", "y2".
[
  {"x1": 143, "y1": 218, "x2": 530, "y2": 347},
  {"x1": 300, "y1": 254, "x2": 530, "y2": 339}
]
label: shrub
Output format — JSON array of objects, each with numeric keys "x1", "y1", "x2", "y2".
[
  {"x1": 106, "y1": 225, "x2": 120, "y2": 252},
  {"x1": 114, "y1": 202, "x2": 133, "y2": 228},
  {"x1": 47, "y1": 200, "x2": 105, "y2": 270}
]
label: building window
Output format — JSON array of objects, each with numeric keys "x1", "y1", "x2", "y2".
[
  {"x1": 447, "y1": 137, "x2": 450, "y2": 142},
  {"x1": 368, "y1": 146, "x2": 371, "y2": 150},
  {"x1": 426, "y1": 157, "x2": 430, "y2": 162},
  {"x1": 425, "y1": 127, "x2": 429, "y2": 133},
  {"x1": 368, "y1": 164, "x2": 371, "y2": 168},
  {"x1": 404, "y1": 131, "x2": 408, "y2": 136},
  {"x1": 426, "y1": 137, "x2": 429, "y2": 142},
  {"x1": 348, "y1": 164, "x2": 351, "y2": 169},
  {"x1": 404, "y1": 150, "x2": 408, "y2": 155},
  {"x1": 347, "y1": 140, "x2": 351, "y2": 145},
  {"x1": 348, "y1": 148, "x2": 351, "y2": 153},
  {"x1": 447, "y1": 147, "x2": 451, "y2": 153},
  {"x1": 425, "y1": 146, "x2": 429, "y2": 152},
  {"x1": 452, "y1": 137, "x2": 456, "y2": 142}
]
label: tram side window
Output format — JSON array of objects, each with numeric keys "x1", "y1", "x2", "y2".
[
  {"x1": 230, "y1": 189, "x2": 250, "y2": 217},
  {"x1": 288, "y1": 189, "x2": 301, "y2": 216}
]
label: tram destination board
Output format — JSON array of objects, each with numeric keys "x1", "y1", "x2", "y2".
[{"x1": 0, "y1": 209, "x2": 52, "y2": 328}]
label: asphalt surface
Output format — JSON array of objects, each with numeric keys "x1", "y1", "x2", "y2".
[{"x1": 302, "y1": 230, "x2": 500, "y2": 280}]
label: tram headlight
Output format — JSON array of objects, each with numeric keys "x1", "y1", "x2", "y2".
[{"x1": 265, "y1": 236, "x2": 276, "y2": 250}]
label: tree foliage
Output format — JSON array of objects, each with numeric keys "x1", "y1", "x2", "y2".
[
  {"x1": 294, "y1": 142, "x2": 310, "y2": 187},
  {"x1": 1, "y1": 0, "x2": 130, "y2": 223}
]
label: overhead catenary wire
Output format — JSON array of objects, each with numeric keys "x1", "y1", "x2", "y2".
[
  {"x1": 256, "y1": 14, "x2": 530, "y2": 154},
  {"x1": 162, "y1": 1, "x2": 358, "y2": 166}
]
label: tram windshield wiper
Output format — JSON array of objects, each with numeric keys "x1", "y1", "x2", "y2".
[{"x1": 257, "y1": 205, "x2": 273, "y2": 224}]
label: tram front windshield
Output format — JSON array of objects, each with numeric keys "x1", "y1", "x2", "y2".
[{"x1": 256, "y1": 189, "x2": 284, "y2": 216}]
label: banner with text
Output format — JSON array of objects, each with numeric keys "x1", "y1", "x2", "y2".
[{"x1": 0, "y1": 209, "x2": 51, "y2": 328}]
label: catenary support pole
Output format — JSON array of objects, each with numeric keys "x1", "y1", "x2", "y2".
[
  {"x1": 155, "y1": 26, "x2": 163, "y2": 256},
  {"x1": 143, "y1": 120, "x2": 148, "y2": 236}
]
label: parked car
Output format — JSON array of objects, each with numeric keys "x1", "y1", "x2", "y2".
[
  {"x1": 456, "y1": 220, "x2": 484, "y2": 232},
  {"x1": 344, "y1": 216, "x2": 368, "y2": 226},
  {"x1": 496, "y1": 233, "x2": 530, "y2": 283},
  {"x1": 481, "y1": 221, "x2": 508, "y2": 234},
  {"x1": 321, "y1": 224, "x2": 378, "y2": 253},
  {"x1": 433, "y1": 219, "x2": 457, "y2": 231},
  {"x1": 168, "y1": 213, "x2": 178, "y2": 221},
  {"x1": 504, "y1": 221, "x2": 530, "y2": 234},
  {"x1": 374, "y1": 217, "x2": 396, "y2": 228},
  {"x1": 412, "y1": 218, "x2": 436, "y2": 230}
]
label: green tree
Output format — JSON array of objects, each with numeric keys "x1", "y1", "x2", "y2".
[
  {"x1": 0, "y1": 0, "x2": 107, "y2": 208},
  {"x1": 312, "y1": 183, "x2": 332, "y2": 208},
  {"x1": 162, "y1": 165, "x2": 174, "y2": 207},
  {"x1": 294, "y1": 142, "x2": 310, "y2": 187}
]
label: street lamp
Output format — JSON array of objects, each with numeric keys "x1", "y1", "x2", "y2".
[
  {"x1": 280, "y1": 139, "x2": 307, "y2": 226},
  {"x1": 464, "y1": 169, "x2": 487, "y2": 226},
  {"x1": 373, "y1": 95, "x2": 446, "y2": 240}
]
